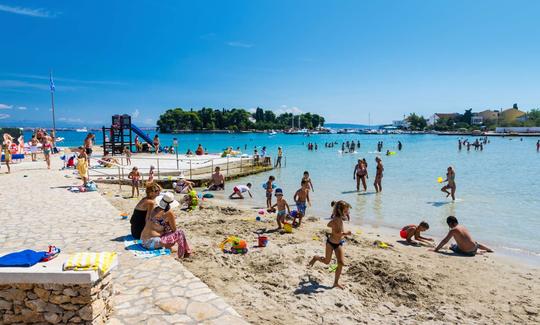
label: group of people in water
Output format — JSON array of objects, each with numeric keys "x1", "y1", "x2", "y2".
[{"x1": 458, "y1": 136, "x2": 490, "y2": 151}]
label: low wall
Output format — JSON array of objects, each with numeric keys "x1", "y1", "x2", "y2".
[
  {"x1": 0, "y1": 257, "x2": 116, "y2": 324},
  {"x1": 0, "y1": 273, "x2": 112, "y2": 324}
]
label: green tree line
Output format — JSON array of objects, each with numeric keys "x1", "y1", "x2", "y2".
[{"x1": 157, "y1": 107, "x2": 325, "y2": 132}]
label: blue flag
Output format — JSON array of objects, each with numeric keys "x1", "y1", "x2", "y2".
[{"x1": 49, "y1": 73, "x2": 55, "y2": 92}]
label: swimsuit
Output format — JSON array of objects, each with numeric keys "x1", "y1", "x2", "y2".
[
  {"x1": 130, "y1": 208, "x2": 147, "y2": 239},
  {"x1": 326, "y1": 238, "x2": 344, "y2": 251},
  {"x1": 400, "y1": 225, "x2": 416, "y2": 239},
  {"x1": 277, "y1": 210, "x2": 286, "y2": 217},
  {"x1": 450, "y1": 243, "x2": 478, "y2": 256},
  {"x1": 296, "y1": 201, "x2": 307, "y2": 215}
]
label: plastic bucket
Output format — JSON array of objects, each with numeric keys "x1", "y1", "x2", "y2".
[
  {"x1": 283, "y1": 223, "x2": 293, "y2": 233},
  {"x1": 258, "y1": 236, "x2": 268, "y2": 247}
]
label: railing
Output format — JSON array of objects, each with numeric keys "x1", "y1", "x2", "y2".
[{"x1": 86, "y1": 153, "x2": 278, "y2": 187}]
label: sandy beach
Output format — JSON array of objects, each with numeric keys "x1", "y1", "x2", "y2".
[{"x1": 100, "y1": 183, "x2": 539, "y2": 324}]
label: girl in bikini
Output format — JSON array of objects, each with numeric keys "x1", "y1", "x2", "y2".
[
  {"x1": 42, "y1": 136, "x2": 52, "y2": 169},
  {"x1": 309, "y1": 200, "x2": 352, "y2": 289}
]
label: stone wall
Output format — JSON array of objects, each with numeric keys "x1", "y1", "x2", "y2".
[{"x1": 0, "y1": 273, "x2": 113, "y2": 324}]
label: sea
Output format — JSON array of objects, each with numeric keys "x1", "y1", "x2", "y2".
[{"x1": 27, "y1": 130, "x2": 540, "y2": 264}]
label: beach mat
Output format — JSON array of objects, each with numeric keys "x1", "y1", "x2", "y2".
[{"x1": 123, "y1": 235, "x2": 170, "y2": 258}]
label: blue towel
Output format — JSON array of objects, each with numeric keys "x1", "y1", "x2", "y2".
[{"x1": 0, "y1": 250, "x2": 47, "y2": 267}]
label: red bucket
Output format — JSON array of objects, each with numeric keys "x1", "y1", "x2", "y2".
[{"x1": 258, "y1": 236, "x2": 268, "y2": 247}]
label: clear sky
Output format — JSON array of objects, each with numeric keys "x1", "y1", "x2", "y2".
[{"x1": 1, "y1": 0, "x2": 540, "y2": 126}]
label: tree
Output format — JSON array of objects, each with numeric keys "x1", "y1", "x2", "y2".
[
  {"x1": 461, "y1": 109, "x2": 472, "y2": 125},
  {"x1": 406, "y1": 113, "x2": 427, "y2": 130}
]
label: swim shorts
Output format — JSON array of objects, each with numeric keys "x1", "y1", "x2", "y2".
[
  {"x1": 296, "y1": 202, "x2": 307, "y2": 215},
  {"x1": 266, "y1": 191, "x2": 272, "y2": 199},
  {"x1": 399, "y1": 229, "x2": 408, "y2": 239},
  {"x1": 85, "y1": 147, "x2": 93, "y2": 155},
  {"x1": 450, "y1": 243, "x2": 478, "y2": 256}
]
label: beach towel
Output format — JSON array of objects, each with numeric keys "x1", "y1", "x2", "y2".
[
  {"x1": 0, "y1": 250, "x2": 47, "y2": 267},
  {"x1": 123, "y1": 235, "x2": 171, "y2": 258},
  {"x1": 63, "y1": 252, "x2": 117, "y2": 275}
]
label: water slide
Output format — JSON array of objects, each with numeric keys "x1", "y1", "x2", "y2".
[{"x1": 131, "y1": 123, "x2": 163, "y2": 151}]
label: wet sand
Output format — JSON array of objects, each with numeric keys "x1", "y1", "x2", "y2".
[{"x1": 100, "y1": 183, "x2": 540, "y2": 324}]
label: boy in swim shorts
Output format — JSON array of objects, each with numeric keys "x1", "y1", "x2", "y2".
[
  {"x1": 293, "y1": 180, "x2": 311, "y2": 227},
  {"x1": 399, "y1": 221, "x2": 433, "y2": 245},
  {"x1": 271, "y1": 188, "x2": 290, "y2": 230}
]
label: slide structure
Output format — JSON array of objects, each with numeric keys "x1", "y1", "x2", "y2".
[{"x1": 131, "y1": 123, "x2": 163, "y2": 151}]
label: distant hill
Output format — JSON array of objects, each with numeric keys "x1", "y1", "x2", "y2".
[{"x1": 325, "y1": 123, "x2": 378, "y2": 129}]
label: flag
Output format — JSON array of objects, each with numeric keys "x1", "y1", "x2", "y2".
[{"x1": 49, "y1": 72, "x2": 55, "y2": 92}]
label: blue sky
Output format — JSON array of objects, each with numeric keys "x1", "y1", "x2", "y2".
[{"x1": 1, "y1": 0, "x2": 540, "y2": 126}]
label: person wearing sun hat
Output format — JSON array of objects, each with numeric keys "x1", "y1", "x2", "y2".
[
  {"x1": 173, "y1": 173, "x2": 194, "y2": 194},
  {"x1": 140, "y1": 192, "x2": 191, "y2": 258},
  {"x1": 270, "y1": 188, "x2": 290, "y2": 230}
]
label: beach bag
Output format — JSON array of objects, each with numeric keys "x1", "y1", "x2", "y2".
[{"x1": 86, "y1": 181, "x2": 98, "y2": 192}]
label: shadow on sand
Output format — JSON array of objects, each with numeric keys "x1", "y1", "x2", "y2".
[{"x1": 294, "y1": 277, "x2": 333, "y2": 295}]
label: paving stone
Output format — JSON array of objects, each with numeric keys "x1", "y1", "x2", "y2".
[
  {"x1": 0, "y1": 160, "x2": 246, "y2": 324},
  {"x1": 186, "y1": 301, "x2": 222, "y2": 322}
]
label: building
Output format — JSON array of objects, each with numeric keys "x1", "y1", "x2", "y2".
[
  {"x1": 428, "y1": 113, "x2": 460, "y2": 126},
  {"x1": 392, "y1": 119, "x2": 410, "y2": 128},
  {"x1": 477, "y1": 109, "x2": 500, "y2": 122},
  {"x1": 500, "y1": 107, "x2": 526, "y2": 123},
  {"x1": 471, "y1": 114, "x2": 483, "y2": 125}
]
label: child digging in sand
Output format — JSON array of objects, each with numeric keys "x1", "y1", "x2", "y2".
[
  {"x1": 229, "y1": 183, "x2": 253, "y2": 199},
  {"x1": 309, "y1": 200, "x2": 352, "y2": 289},
  {"x1": 271, "y1": 188, "x2": 290, "y2": 230},
  {"x1": 400, "y1": 221, "x2": 433, "y2": 245},
  {"x1": 293, "y1": 180, "x2": 311, "y2": 227}
]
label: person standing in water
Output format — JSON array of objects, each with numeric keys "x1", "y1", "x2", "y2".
[
  {"x1": 374, "y1": 157, "x2": 384, "y2": 193},
  {"x1": 537, "y1": 140, "x2": 540, "y2": 152},
  {"x1": 397, "y1": 141, "x2": 402, "y2": 151},
  {"x1": 353, "y1": 159, "x2": 368, "y2": 191},
  {"x1": 441, "y1": 166, "x2": 456, "y2": 200}
]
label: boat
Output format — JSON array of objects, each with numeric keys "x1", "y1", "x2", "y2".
[
  {"x1": 75, "y1": 127, "x2": 88, "y2": 133},
  {"x1": 269, "y1": 130, "x2": 277, "y2": 135}
]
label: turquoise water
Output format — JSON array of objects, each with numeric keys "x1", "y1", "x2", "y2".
[{"x1": 34, "y1": 131, "x2": 540, "y2": 261}]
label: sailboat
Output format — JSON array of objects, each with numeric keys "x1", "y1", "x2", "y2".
[{"x1": 75, "y1": 127, "x2": 88, "y2": 133}]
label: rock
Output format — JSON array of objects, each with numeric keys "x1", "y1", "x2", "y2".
[
  {"x1": 63, "y1": 288, "x2": 79, "y2": 297},
  {"x1": 15, "y1": 284, "x2": 33, "y2": 290},
  {"x1": 78, "y1": 304, "x2": 94, "y2": 321},
  {"x1": 33, "y1": 287, "x2": 50, "y2": 301},
  {"x1": 155, "y1": 297, "x2": 188, "y2": 314},
  {"x1": 44, "y1": 312, "x2": 62, "y2": 324},
  {"x1": 49, "y1": 294, "x2": 71, "y2": 304},
  {"x1": 71, "y1": 295, "x2": 91, "y2": 304},
  {"x1": 0, "y1": 298, "x2": 12, "y2": 310},
  {"x1": 3, "y1": 313, "x2": 23, "y2": 323},
  {"x1": 25, "y1": 299, "x2": 47, "y2": 312},
  {"x1": 70, "y1": 316, "x2": 83, "y2": 323},
  {"x1": 20, "y1": 307, "x2": 44, "y2": 323},
  {"x1": 186, "y1": 301, "x2": 222, "y2": 321},
  {"x1": 26, "y1": 292, "x2": 38, "y2": 300},
  {"x1": 60, "y1": 303, "x2": 80, "y2": 311},
  {"x1": 0, "y1": 288, "x2": 26, "y2": 301},
  {"x1": 62, "y1": 311, "x2": 76, "y2": 323},
  {"x1": 45, "y1": 303, "x2": 63, "y2": 314},
  {"x1": 42, "y1": 283, "x2": 64, "y2": 291}
]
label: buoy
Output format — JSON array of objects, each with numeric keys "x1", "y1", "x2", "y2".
[{"x1": 437, "y1": 177, "x2": 443, "y2": 183}]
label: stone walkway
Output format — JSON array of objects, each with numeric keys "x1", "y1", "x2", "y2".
[{"x1": 0, "y1": 159, "x2": 248, "y2": 324}]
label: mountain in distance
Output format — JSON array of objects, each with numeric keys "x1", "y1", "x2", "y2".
[{"x1": 325, "y1": 123, "x2": 380, "y2": 129}]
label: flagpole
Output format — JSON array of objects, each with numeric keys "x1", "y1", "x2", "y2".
[{"x1": 50, "y1": 70, "x2": 57, "y2": 148}]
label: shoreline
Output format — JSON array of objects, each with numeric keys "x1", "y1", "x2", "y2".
[{"x1": 99, "y1": 183, "x2": 540, "y2": 324}]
